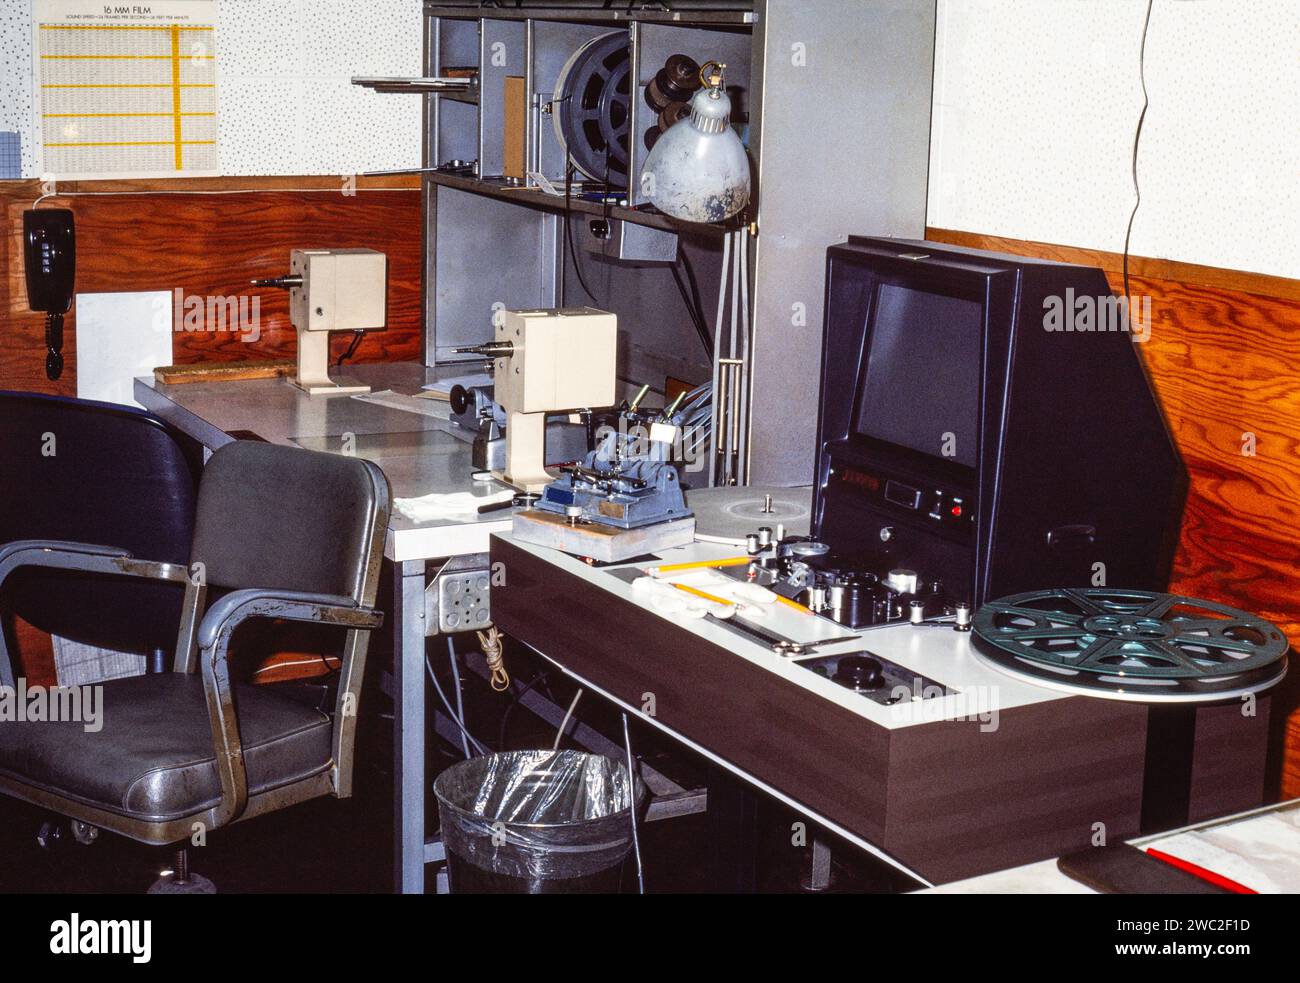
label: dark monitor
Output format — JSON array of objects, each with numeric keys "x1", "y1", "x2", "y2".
[
  {"x1": 813, "y1": 236, "x2": 1185, "y2": 606},
  {"x1": 854, "y1": 283, "x2": 981, "y2": 468}
]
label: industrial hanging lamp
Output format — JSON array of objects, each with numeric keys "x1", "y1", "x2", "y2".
[{"x1": 640, "y1": 61, "x2": 751, "y2": 224}]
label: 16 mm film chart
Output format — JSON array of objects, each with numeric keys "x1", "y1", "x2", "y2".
[{"x1": 35, "y1": 6, "x2": 218, "y2": 179}]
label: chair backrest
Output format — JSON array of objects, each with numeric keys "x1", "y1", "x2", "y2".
[
  {"x1": 189, "y1": 441, "x2": 390, "y2": 606},
  {"x1": 0, "y1": 391, "x2": 203, "y2": 655}
]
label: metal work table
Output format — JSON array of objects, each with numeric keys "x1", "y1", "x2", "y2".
[{"x1": 135, "y1": 361, "x2": 508, "y2": 893}]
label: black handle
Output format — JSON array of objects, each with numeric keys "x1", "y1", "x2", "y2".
[{"x1": 1046, "y1": 524, "x2": 1096, "y2": 549}]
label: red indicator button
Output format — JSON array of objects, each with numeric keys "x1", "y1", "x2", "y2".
[{"x1": 950, "y1": 504, "x2": 963, "y2": 518}]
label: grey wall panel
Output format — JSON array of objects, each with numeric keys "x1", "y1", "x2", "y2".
[
  {"x1": 561, "y1": 227, "x2": 718, "y2": 393},
  {"x1": 431, "y1": 188, "x2": 559, "y2": 360},
  {"x1": 747, "y1": 0, "x2": 935, "y2": 485}
]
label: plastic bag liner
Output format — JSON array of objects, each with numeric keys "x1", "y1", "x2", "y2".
[{"x1": 434, "y1": 749, "x2": 642, "y2": 894}]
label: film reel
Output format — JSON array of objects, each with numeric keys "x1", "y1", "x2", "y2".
[
  {"x1": 685, "y1": 486, "x2": 812, "y2": 544},
  {"x1": 972, "y1": 587, "x2": 1289, "y2": 702},
  {"x1": 552, "y1": 32, "x2": 631, "y2": 185}
]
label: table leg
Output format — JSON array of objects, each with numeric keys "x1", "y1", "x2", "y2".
[
  {"x1": 709, "y1": 771, "x2": 759, "y2": 893},
  {"x1": 394, "y1": 558, "x2": 427, "y2": 894}
]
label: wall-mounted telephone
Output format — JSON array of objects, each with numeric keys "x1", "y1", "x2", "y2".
[{"x1": 23, "y1": 209, "x2": 75, "y2": 381}]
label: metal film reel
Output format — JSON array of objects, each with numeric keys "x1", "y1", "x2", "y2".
[
  {"x1": 552, "y1": 32, "x2": 632, "y2": 185},
  {"x1": 685, "y1": 486, "x2": 812, "y2": 543},
  {"x1": 972, "y1": 587, "x2": 1289, "y2": 702}
]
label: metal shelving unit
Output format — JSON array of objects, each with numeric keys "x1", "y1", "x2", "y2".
[{"x1": 404, "y1": 0, "x2": 936, "y2": 485}]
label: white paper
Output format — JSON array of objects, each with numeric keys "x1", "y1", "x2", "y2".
[{"x1": 75, "y1": 290, "x2": 173, "y2": 408}]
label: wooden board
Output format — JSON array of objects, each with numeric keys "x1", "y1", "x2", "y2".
[
  {"x1": 154, "y1": 360, "x2": 295, "y2": 384},
  {"x1": 511, "y1": 509, "x2": 696, "y2": 563}
]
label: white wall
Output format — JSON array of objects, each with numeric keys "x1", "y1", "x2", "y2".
[
  {"x1": 5, "y1": 0, "x2": 1296, "y2": 277},
  {"x1": 217, "y1": 0, "x2": 423, "y2": 175},
  {"x1": 0, "y1": 0, "x2": 424, "y2": 178},
  {"x1": 928, "y1": 0, "x2": 1300, "y2": 279}
]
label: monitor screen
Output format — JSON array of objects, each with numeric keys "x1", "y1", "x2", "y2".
[{"x1": 854, "y1": 283, "x2": 981, "y2": 467}]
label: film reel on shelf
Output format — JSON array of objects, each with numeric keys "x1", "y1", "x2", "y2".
[
  {"x1": 972, "y1": 587, "x2": 1289, "y2": 703},
  {"x1": 552, "y1": 32, "x2": 632, "y2": 186}
]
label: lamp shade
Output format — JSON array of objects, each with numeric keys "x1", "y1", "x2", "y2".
[{"x1": 640, "y1": 84, "x2": 750, "y2": 223}]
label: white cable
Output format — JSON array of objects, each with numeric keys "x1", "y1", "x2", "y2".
[
  {"x1": 724, "y1": 230, "x2": 741, "y2": 484},
  {"x1": 553, "y1": 688, "x2": 583, "y2": 750},
  {"x1": 448, "y1": 637, "x2": 472, "y2": 759},
  {"x1": 425, "y1": 653, "x2": 488, "y2": 756},
  {"x1": 621, "y1": 712, "x2": 645, "y2": 895},
  {"x1": 736, "y1": 229, "x2": 751, "y2": 485},
  {"x1": 709, "y1": 231, "x2": 731, "y2": 487}
]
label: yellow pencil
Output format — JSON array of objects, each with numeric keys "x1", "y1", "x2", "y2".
[
  {"x1": 773, "y1": 593, "x2": 815, "y2": 616},
  {"x1": 671, "y1": 582, "x2": 737, "y2": 607},
  {"x1": 650, "y1": 556, "x2": 752, "y2": 577}
]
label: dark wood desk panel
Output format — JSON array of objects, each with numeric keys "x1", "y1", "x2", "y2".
[{"x1": 492, "y1": 535, "x2": 1153, "y2": 883}]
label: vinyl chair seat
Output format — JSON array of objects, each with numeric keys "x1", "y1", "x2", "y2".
[{"x1": 0, "y1": 674, "x2": 332, "y2": 823}]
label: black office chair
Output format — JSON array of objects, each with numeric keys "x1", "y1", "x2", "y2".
[
  {"x1": 0, "y1": 392, "x2": 203, "y2": 678},
  {"x1": 0, "y1": 440, "x2": 389, "y2": 891}
]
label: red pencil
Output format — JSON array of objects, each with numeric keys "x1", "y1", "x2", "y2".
[{"x1": 1145, "y1": 847, "x2": 1258, "y2": 894}]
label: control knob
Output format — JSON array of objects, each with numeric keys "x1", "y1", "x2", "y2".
[{"x1": 834, "y1": 655, "x2": 885, "y2": 691}]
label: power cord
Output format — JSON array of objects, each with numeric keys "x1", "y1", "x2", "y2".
[
  {"x1": 553, "y1": 688, "x2": 583, "y2": 750},
  {"x1": 477, "y1": 626, "x2": 509, "y2": 691},
  {"x1": 622, "y1": 712, "x2": 645, "y2": 894},
  {"x1": 563, "y1": 154, "x2": 599, "y2": 304},
  {"x1": 448, "y1": 638, "x2": 472, "y2": 759},
  {"x1": 671, "y1": 260, "x2": 713, "y2": 358},
  {"x1": 335, "y1": 329, "x2": 365, "y2": 368},
  {"x1": 425, "y1": 650, "x2": 489, "y2": 756},
  {"x1": 1122, "y1": 0, "x2": 1154, "y2": 324},
  {"x1": 496, "y1": 671, "x2": 552, "y2": 751},
  {"x1": 44, "y1": 311, "x2": 64, "y2": 380}
]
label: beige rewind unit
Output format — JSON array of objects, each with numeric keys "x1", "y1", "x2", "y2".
[
  {"x1": 475, "y1": 308, "x2": 618, "y2": 492},
  {"x1": 281, "y1": 248, "x2": 388, "y2": 396}
]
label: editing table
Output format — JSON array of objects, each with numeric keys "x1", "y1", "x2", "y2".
[{"x1": 491, "y1": 535, "x2": 1160, "y2": 886}]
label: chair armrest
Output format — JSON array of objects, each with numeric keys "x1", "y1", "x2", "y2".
[
  {"x1": 197, "y1": 589, "x2": 384, "y2": 652},
  {"x1": 0, "y1": 539, "x2": 192, "y2": 585},
  {"x1": 194, "y1": 588, "x2": 383, "y2": 829},
  {"x1": 0, "y1": 539, "x2": 195, "y2": 688}
]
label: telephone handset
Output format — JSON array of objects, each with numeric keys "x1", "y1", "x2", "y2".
[{"x1": 23, "y1": 209, "x2": 75, "y2": 381}]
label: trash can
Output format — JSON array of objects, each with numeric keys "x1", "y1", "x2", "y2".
[{"x1": 434, "y1": 749, "x2": 641, "y2": 894}]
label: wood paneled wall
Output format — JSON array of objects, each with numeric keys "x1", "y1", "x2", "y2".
[
  {"x1": 928, "y1": 227, "x2": 1300, "y2": 797},
  {"x1": 0, "y1": 176, "x2": 423, "y2": 684},
  {"x1": 0, "y1": 176, "x2": 423, "y2": 397}
]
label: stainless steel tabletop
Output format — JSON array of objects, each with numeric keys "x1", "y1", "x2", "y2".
[{"x1": 134, "y1": 362, "x2": 513, "y2": 561}]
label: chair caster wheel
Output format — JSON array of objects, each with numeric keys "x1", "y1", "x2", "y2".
[
  {"x1": 71, "y1": 820, "x2": 99, "y2": 846},
  {"x1": 147, "y1": 847, "x2": 215, "y2": 894},
  {"x1": 147, "y1": 871, "x2": 217, "y2": 895},
  {"x1": 36, "y1": 821, "x2": 63, "y2": 850}
]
